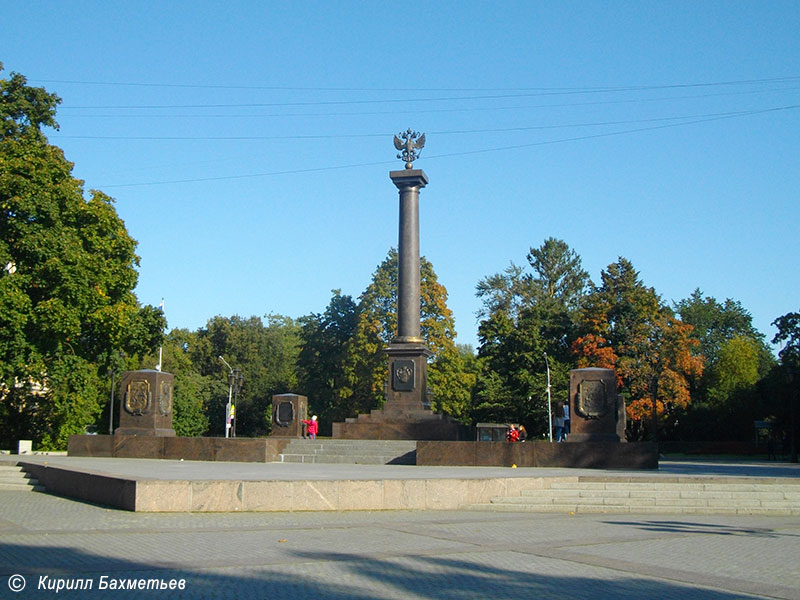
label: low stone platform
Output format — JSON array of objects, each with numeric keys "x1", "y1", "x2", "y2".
[
  {"x1": 70, "y1": 435, "x2": 656, "y2": 470},
  {"x1": 15, "y1": 456, "x2": 800, "y2": 514},
  {"x1": 19, "y1": 457, "x2": 557, "y2": 512},
  {"x1": 68, "y1": 434, "x2": 290, "y2": 462},
  {"x1": 417, "y1": 441, "x2": 658, "y2": 469}
]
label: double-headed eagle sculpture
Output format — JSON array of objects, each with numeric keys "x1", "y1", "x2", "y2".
[{"x1": 393, "y1": 129, "x2": 426, "y2": 169}]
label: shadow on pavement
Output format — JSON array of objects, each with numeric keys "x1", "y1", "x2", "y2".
[
  {"x1": 0, "y1": 541, "x2": 769, "y2": 599},
  {"x1": 604, "y1": 519, "x2": 800, "y2": 538}
]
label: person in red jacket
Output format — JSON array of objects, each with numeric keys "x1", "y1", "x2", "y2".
[
  {"x1": 301, "y1": 415, "x2": 319, "y2": 440},
  {"x1": 506, "y1": 425, "x2": 519, "y2": 442}
]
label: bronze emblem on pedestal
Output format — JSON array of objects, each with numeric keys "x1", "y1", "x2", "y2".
[
  {"x1": 392, "y1": 360, "x2": 416, "y2": 391},
  {"x1": 575, "y1": 379, "x2": 610, "y2": 420},
  {"x1": 124, "y1": 380, "x2": 151, "y2": 416},
  {"x1": 159, "y1": 380, "x2": 173, "y2": 416}
]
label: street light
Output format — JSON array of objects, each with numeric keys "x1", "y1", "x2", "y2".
[
  {"x1": 109, "y1": 367, "x2": 116, "y2": 436},
  {"x1": 108, "y1": 351, "x2": 125, "y2": 436},
  {"x1": 231, "y1": 368, "x2": 243, "y2": 438},
  {"x1": 544, "y1": 352, "x2": 553, "y2": 442},
  {"x1": 219, "y1": 356, "x2": 234, "y2": 439}
]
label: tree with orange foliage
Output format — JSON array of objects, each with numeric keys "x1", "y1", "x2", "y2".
[{"x1": 572, "y1": 258, "x2": 703, "y2": 440}]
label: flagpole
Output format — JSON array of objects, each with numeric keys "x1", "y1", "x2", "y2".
[{"x1": 156, "y1": 298, "x2": 164, "y2": 372}]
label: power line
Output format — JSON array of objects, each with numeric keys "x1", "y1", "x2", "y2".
[
  {"x1": 32, "y1": 75, "x2": 800, "y2": 93},
  {"x1": 97, "y1": 104, "x2": 799, "y2": 189},
  {"x1": 52, "y1": 107, "x2": 783, "y2": 141},
  {"x1": 58, "y1": 80, "x2": 800, "y2": 110},
  {"x1": 57, "y1": 86, "x2": 800, "y2": 118},
  {"x1": 428, "y1": 104, "x2": 800, "y2": 162}
]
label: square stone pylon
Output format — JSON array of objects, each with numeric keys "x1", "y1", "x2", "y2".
[
  {"x1": 384, "y1": 342, "x2": 433, "y2": 416},
  {"x1": 116, "y1": 370, "x2": 176, "y2": 436}
]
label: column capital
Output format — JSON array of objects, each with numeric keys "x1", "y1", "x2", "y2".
[{"x1": 390, "y1": 169, "x2": 429, "y2": 190}]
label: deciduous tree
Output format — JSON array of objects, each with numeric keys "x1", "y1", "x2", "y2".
[
  {"x1": 190, "y1": 315, "x2": 300, "y2": 436},
  {"x1": 473, "y1": 239, "x2": 588, "y2": 434},
  {"x1": 297, "y1": 290, "x2": 358, "y2": 433},
  {"x1": 339, "y1": 249, "x2": 473, "y2": 419},
  {"x1": 573, "y1": 258, "x2": 702, "y2": 439},
  {"x1": 0, "y1": 66, "x2": 164, "y2": 448}
]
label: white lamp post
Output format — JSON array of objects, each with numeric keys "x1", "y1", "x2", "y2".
[
  {"x1": 219, "y1": 355, "x2": 234, "y2": 439},
  {"x1": 544, "y1": 352, "x2": 553, "y2": 442}
]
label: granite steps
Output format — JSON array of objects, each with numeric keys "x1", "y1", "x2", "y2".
[
  {"x1": 0, "y1": 464, "x2": 45, "y2": 492},
  {"x1": 468, "y1": 476, "x2": 800, "y2": 515},
  {"x1": 278, "y1": 439, "x2": 417, "y2": 465}
]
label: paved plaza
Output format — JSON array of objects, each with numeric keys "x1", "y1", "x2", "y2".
[{"x1": 1, "y1": 460, "x2": 799, "y2": 599}]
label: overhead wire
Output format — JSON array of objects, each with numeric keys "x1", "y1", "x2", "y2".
[
  {"x1": 51, "y1": 106, "x2": 796, "y2": 141},
  {"x1": 32, "y1": 74, "x2": 800, "y2": 93},
  {"x1": 56, "y1": 85, "x2": 800, "y2": 119},
  {"x1": 60, "y1": 85, "x2": 800, "y2": 110},
  {"x1": 39, "y1": 73, "x2": 799, "y2": 188},
  {"x1": 96, "y1": 103, "x2": 800, "y2": 189}
]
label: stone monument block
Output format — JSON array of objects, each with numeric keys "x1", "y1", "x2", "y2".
[
  {"x1": 566, "y1": 367, "x2": 626, "y2": 443},
  {"x1": 116, "y1": 370, "x2": 176, "y2": 436},
  {"x1": 384, "y1": 342, "x2": 433, "y2": 414},
  {"x1": 270, "y1": 394, "x2": 308, "y2": 437}
]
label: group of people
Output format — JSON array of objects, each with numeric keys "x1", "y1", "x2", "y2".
[
  {"x1": 303, "y1": 406, "x2": 572, "y2": 443},
  {"x1": 505, "y1": 403, "x2": 571, "y2": 443},
  {"x1": 506, "y1": 424, "x2": 528, "y2": 442},
  {"x1": 553, "y1": 402, "x2": 570, "y2": 442}
]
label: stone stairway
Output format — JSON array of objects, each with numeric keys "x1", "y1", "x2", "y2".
[
  {"x1": 0, "y1": 464, "x2": 45, "y2": 492},
  {"x1": 469, "y1": 476, "x2": 800, "y2": 515},
  {"x1": 278, "y1": 439, "x2": 417, "y2": 465}
]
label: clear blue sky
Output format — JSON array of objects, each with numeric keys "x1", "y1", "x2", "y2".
[{"x1": 4, "y1": 1, "x2": 799, "y2": 351}]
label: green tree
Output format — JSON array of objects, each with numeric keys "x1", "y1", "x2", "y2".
[
  {"x1": 671, "y1": 290, "x2": 776, "y2": 440},
  {"x1": 676, "y1": 290, "x2": 774, "y2": 389},
  {"x1": 706, "y1": 336, "x2": 762, "y2": 407},
  {"x1": 190, "y1": 315, "x2": 300, "y2": 436},
  {"x1": 297, "y1": 290, "x2": 358, "y2": 433},
  {"x1": 428, "y1": 344, "x2": 477, "y2": 421},
  {"x1": 526, "y1": 237, "x2": 590, "y2": 313},
  {"x1": 0, "y1": 66, "x2": 164, "y2": 449},
  {"x1": 772, "y1": 309, "x2": 800, "y2": 461},
  {"x1": 339, "y1": 249, "x2": 473, "y2": 419},
  {"x1": 677, "y1": 290, "x2": 765, "y2": 360},
  {"x1": 0, "y1": 62, "x2": 60, "y2": 139},
  {"x1": 772, "y1": 311, "x2": 800, "y2": 366},
  {"x1": 473, "y1": 238, "x2": 588, "y2": 434},
  {"x1": 138, "y1": 329, "x2": 215, "y2": 437}
]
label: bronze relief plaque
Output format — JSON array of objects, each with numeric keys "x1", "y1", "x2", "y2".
[
  {"x1": 159, "y1": 380, "x2": 173, "y2": 416},
  {"x1": 275, "y1": 401, "x2": 294, "y2": 427},
  {"x1": 576, "y1": 379, "x2": 610, "y2": 419},
  {"x1": 124, "y1": 379, "x2": 151, "y2": 416},
  {"x1": 392, "y1": 359, "x2": 415, "y2": 392}
]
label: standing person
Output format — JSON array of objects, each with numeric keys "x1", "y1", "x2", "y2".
[
  {"x1": 553, "y1": 407, "x2": 565, "y2": 442},
  {"x1": 518, "y1": 425, "x2": 528, "y2": 442},
  {"x1": 301, "y1": 415, "x2": 319, "y2": 440},
  {"x1": 563, "y1": 402, "x2": 571, "y2": 440}
]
